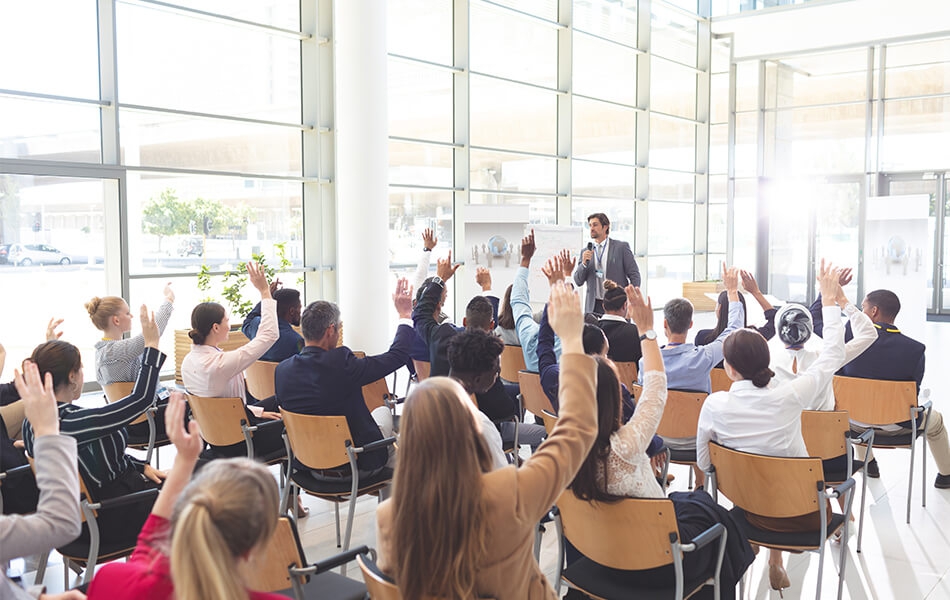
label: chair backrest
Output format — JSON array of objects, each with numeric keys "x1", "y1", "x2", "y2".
[
  {"x1": 540, "y1": 409, "x2": 558, "y2": 435},
  {"x1": 186, "y1": 395, "x2": 251, "y2": 447},
  {"x1": 358, "y1": 553, "x2": 402, "y2": 600},
  {"x1": 832, "y1": 375, "x2": 919, "y2": 425},
  {"x1": 413, "y1": 359, "x2": 431, "y2": 381},
  {"x1": 243, "y1": 516, "x2": 305, "y2": 592},
  {"x1": 800, "y1": 410, "x2": 850, "y2": 460},
  {"x1": 655, "y1": 389, "x2": 708, "y2": 440},
  {"x1": 362, "y1": 378, "x2": 392, "y2": 413},
  {"x1": 280, "y1": 409, "x2": 352, "y2": 469},
  {"x1": 708, "y1": 442, "x2": 824, "y2": 518},
  {"x1": 557, "y1": 490, "x2": 680, "y2": 571},
  {"x1": 103, "y1": 381, "x2": 148, "y2": 425},
  {"x1": 500, "y1": 345, "x2": 526, "y2": 382},
  {"x1": 709, "y1": 368, "x2": 731, "y2": 394},
  {"x1": 614, "y1": 361, "x2": 638, "y2": 389},
  {"x1": 245, "y1": 360, "x2": 279, "y2": 401},
  {"x1": 517, "y1": 370, "x2": 554, "y2": 417}
]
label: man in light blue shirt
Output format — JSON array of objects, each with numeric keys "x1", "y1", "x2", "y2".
[
  {"x1": 639, "y1": 266, "x2": 743, "y2": 393},
  {"x1": 509, "y1": 229, "x2": 560, "y2": 371}
]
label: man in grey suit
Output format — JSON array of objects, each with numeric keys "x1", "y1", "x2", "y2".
[{"x1": 572, "y1": 212, "x2": 641, "y2": 314}]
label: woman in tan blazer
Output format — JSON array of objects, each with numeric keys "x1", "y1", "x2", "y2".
[{"x1": 376, "y1": 281, "x2": 597, "y2": 600}]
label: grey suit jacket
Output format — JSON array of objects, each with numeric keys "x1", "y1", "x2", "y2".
[{"x1": 572, "y1": 237, "x2": 641, "y2": 313}]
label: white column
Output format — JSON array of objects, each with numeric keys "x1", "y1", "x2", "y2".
[{"x1": 333, "y1": 0, "x2": 390, "y2": 353}]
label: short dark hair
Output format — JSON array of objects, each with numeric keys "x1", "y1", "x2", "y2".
[
  {"x1": 866, "y1": 289, "x2": 901, "y2": 322},
  {"x1": 189, "y1": 302, "x2": 226, "y2": 345},
  {"x1": 582, "y1": 324, "x2": 608, "y2": 355},
  {"x1": 465, "y1": 296, "x2": 494, "y2": 331},
  {"x1": 446, "y1": 330, "x2": 504, "y2": 375},
  {"x1": 663, "y1": 298, "x2": 693, "y2": 335},
  {"x1": 723, "y1": 329, "x2": 774, "y2": 388},
  {"x1": 300, "y1": 301, "x2": 340, "y2": 342},
  {"x1": 274, "y1": 288, "x2": 301, "y2": 321},
  {"x1": 587, "y1": 212, "x2": 610, "y2": 234}
]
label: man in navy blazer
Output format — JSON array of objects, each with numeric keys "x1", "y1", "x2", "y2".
[
  {"x1": 275, "y1": 279, "x2": 414, "y2": 474},
  {"x1": 572, "y1": 212, "x2": 640, "y2": 314},
  {"x1": 820, "y1": 289, "x2": 950, "y2": 487}
]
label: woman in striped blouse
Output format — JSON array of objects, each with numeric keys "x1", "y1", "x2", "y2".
[{"x1": 23, "y1": 305, "x2": 167, "y2": 546}]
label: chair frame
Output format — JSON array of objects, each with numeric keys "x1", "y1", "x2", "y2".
[
  {"x1": 102, "y1": 381, "x2": 166, "y2": 467},
  {"x1": 800, "y1": 409, "x2": 875, "y2": 552},
  {"x1": 556, "y1": 490, "x2": 728, "y2": 600},
  {"x1": 357, "y1": 551, "x2": 497, "y2": 600},
  {"x1": 832, "y1": 375, "x2": 932, "y2": 524},
  {"x1": 705, "y1": 442, "x2": 855, "y2": 600},
  {"x1": 278, "y1": 410, "x2": 396, "y2": 554}
]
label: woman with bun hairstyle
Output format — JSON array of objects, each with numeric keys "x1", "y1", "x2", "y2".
[
  {"x1": 86, "y1": 284, "x2": 175, "y2": 386},
  {"x1": 695, "y1": 260, "x2": 847, "y2": 596},
  {"x1": 180, "y1": 261, "x2": 285, "y2": 461},
  {"x1": 87, "y1": 393, "x2": 286, "y2": 600}
]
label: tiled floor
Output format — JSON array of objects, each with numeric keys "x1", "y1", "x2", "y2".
[{"x1": 21, "y1": 311, "x2": 950, "y2": 598}]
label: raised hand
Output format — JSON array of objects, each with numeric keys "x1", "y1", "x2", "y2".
[
  {"x1": 163, "y1": 282, "x2": 175, "y2": 303},
  {"x1": 541, "y1": 255, "x2": 564, "y2": 287},
  {"x1": 548, "y1": 281, "x2": 583, "y2": 354},
  {"x1": 14, "y1": 361, "x2": 60, "y2": 438},
  {"x1": 558, "y1": 249, "x2": 576, "y2": 278},
  {"x1": 436, "y1": 251, "x2": 461, "y2": 281},
  {"x1": 46, "y1": 318, "x2": 64, "y2": 341},
  {"x1": 739, "y1": 270, "x2": 761, "y2": 295},
  {"x1": 838, "y1": 267, "x2": 853, "y2": 287},
  {"x1": 268, "y1": 278, "x2": 282, "y2": 296},
  {"x1": 422, "y1": 227, "x2": 438, "y2": 251},
  {"x1": 624, "y1": 285, "x2": 654, "y2": 331},
  {"x1": 520, "y1": 229, "x2": 536, "y2": 267},
  {"x1": 165, "y1": 392, "x2": 203, "y2": 465},
  {"x1": 392, "y1": 278, "x2": 413, "y2": 319},
  {"x1": 247, "y1": 261, "x2": 271, "y2": 298},
  {"x1": 475, "y1": 266, "x2": 492, "y2": 291},
  {"x1": 817, "y1": 259, "x2": 842, "y2": 306},
  {"x1": 141, "y1": 304, "x2": 160, "y2": 349}
]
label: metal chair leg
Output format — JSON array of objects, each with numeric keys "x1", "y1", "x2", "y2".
[
  {"x1": 907, "y1": 442, "x2": 916, "y2": 524},
  {"x1": 334, "y1": 502, "x2": 342, "y2": 548},
  {"x1": 34, "y1": 551, "x2": 49, "y2": 586},
  {"x1": 857, "y1": 468, "x2": 868, "y2": 553}
]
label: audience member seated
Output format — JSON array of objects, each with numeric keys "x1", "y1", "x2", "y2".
[
  {"x1": 819, "y1": 288, "x2": 950, "y2": 487},
  {"x1": 242, "y1": 282, "x2": 303, "y2": 363},
  {"x1": 24, "y1": 306, "x2": 167, "y2": 549},
  {"x1": 376, "y1": 281, "x2": 597, "y2": 599},
  {"x1": 181, "y1": 261, "x2": 283, "y2": 460},
  {"x1": 509, "y1": 230, "x2": 561, "y2": 371},
  {"x1": 494, "y1": 284, "x2": 521, "y2": 345},
  {"x1": 566, "y1": 285, "x2": 753, "y2": 600},
  {"x1": 275, "y1": 279, "x2": 414, "y2": 478},
  {"x1": 445, "y1": 330, "x2": 511, "y2": 470},
  {"x1": 695, "y1": 271, "x2": 776, "y2": 366},
  {"x1": 1, "y1": 361, "x2": 82, "y2": 600},
  {"x1": 696, "y1": 261, "x2": 846, "y2": 596},
  {"x1": 87, "y1": 393, "x2": 286, "y2": 600},
  {"x1": 597, "y1": 280, "x2": 641, "y2": 364}
]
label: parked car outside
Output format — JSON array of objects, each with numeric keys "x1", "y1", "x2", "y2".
[
  {"x1": 0, "y1": 245, "x2": 9, "y2": 264},
  {"x1": 8, "y1": 243, "x2": 72, "y2": 266}
]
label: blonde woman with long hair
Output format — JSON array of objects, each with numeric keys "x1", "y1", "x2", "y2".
[
  {"x1": 87, "y1": 393, "x2": 284, "y2": 600},
  {"x1": 376, "y1": 281, "x2": 598, "y2": 599}
]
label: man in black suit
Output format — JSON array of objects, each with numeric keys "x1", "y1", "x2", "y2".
[
  {"x1": 824, "y1": 289, "x2": 950, "y2": 487},
  {"x1": 275, "y1": 279, "x2": 414, "y2": 476},
  {"x1": 597, "y1": 280, "x2": 642, "y2": 364},
  {"x1": 572, "y1": 212, "x2": 640, "y2": 315}
]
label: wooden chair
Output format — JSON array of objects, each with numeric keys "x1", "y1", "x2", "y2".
[
  {"x1": 517, "y1": 370, "x2": 555, "y2": 419},
  {"x1": 242, "y1": 516, "x2": 368, "y2": 599},
  {"x1": 357, "y1": 552, "x2": 496, "y2": 600},
  {"x1": 801, "y1": 410, "x2": 874, "y2": 552},
  {"x1": 614, "y1": 361, "x2": 639, "y2": 389},
  {"x1": 245, "y1": 360, "x2": 279, "y2": 401},
  {"x1": 706, "y1": 442, "x2": 854, "y2": 600},
  {"x1": 103, "y1": 381, "x2": 168, "y2": 467},
  {"x1": 500, "y1": 344, "x2": 526, "y2": 383},
  {"x1": 352, "y1": 351, "x2": 404, "y2": 426},
  {"x1": 185, "y1": 395, "x2": 287, "y2": 465},
  {"x1": 709, "y1": 368, "x2": 731, "y2": 394},
  {"x1": 833, "y1": 375, "x2": 931, "y2": 524},
  {"x1": 557, "y1": 490, "x2": 727, "y2": 600},
  {"x1": 634, "y1": 384, "x2": 707, "y2": 489},
  {"x1": 279, "y1": 410, "x2": 396, "y2": 553},
  {"x1": 412, "y1": 359, "x2": 431, "y2": 381},
  {"x1": 540, "y1": 409, "x2": 558, "y2": 435}
]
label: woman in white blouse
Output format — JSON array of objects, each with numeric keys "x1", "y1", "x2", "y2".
[
  {"x1": 181, "y1": 261, "x2": 283, "y2": 457},
  {"x1": 696, "y1": 261, "x2": 847, "y2": 596}
]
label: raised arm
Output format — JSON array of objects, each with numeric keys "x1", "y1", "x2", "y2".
[
  {"x1": 213, "y1": 261, "x2": 279, "y2": 378},
  {"x1": 841, "y1": 290, "x2": 876, "y2": 365},
  {"x1": 702, "y1": 266, "x2": 745, "y2": 366},
  {"x1": 412, "y1": 228, "x2": 437, "y2": 292},
  {"x1": 150, "y1": 392, "x2": 202, "y2": 519},
  {"x1": 348, "y1": 279, "x2": 415, "y2": 385},
  {"x1": 412, "y1": 252, "x2": 459, "y2": 346}
]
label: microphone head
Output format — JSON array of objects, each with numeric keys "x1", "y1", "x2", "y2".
[{"x1": 587, "y1": 242, "x2": 593, "y2": 251}]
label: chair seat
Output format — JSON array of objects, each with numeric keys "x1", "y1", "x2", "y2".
[
  {"x1": 271, "y1": 571, "x2": 367, "y2": 599},
  {"x1": 729, "y1": 508, "x2": 846, "y2": 549},
  {"x1": 823, "y1": 459, "x2": 865, "y2": 485},
  {"x1": 669, "y1": 448, "x2": 697, "y2": 464},
  {"x1": 858, "y1": 430, "x2": 924, "y2": 448},
  {"x1": 291, "y1": 467, "x2": 393, "y2": 496},
  {"x1": 562, "y1": 556, "x2": 711, "y2": 600}
]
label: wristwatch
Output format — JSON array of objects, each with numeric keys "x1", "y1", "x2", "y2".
[
  {"x1": 431, "y1": 276, "x2": 444, "y2": 286},
  {"x1": 423, "y1": 247, "x2": 432, "y2": 252},
  {"x1": 639, "y1": 329, "x2": 657, "y2": 342}
]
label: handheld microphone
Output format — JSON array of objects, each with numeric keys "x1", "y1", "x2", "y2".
[{"x1": 585, "y1": 242, "x2": 593, "y2": 264}]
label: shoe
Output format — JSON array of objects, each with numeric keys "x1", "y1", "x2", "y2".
[
  {"x1": 866, "y1": 458, "x2": 880, "y2": 478},
  {"x1": 769, "y1": 563, "x2": 790, "y2": 598},
  {"x1": 935, "y1": 473, "x2": 950, "y2": 489},
  {"x1": 296, "y1": 498, "x2": 310, "y2": 518}
]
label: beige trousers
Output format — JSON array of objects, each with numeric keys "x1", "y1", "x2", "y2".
[
  {"x1": 0, "y1": 400, "x2": 26, "y2": 440},
  {"x1": 853, "y1": 408, "x2": 950, "y2": 475}
]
